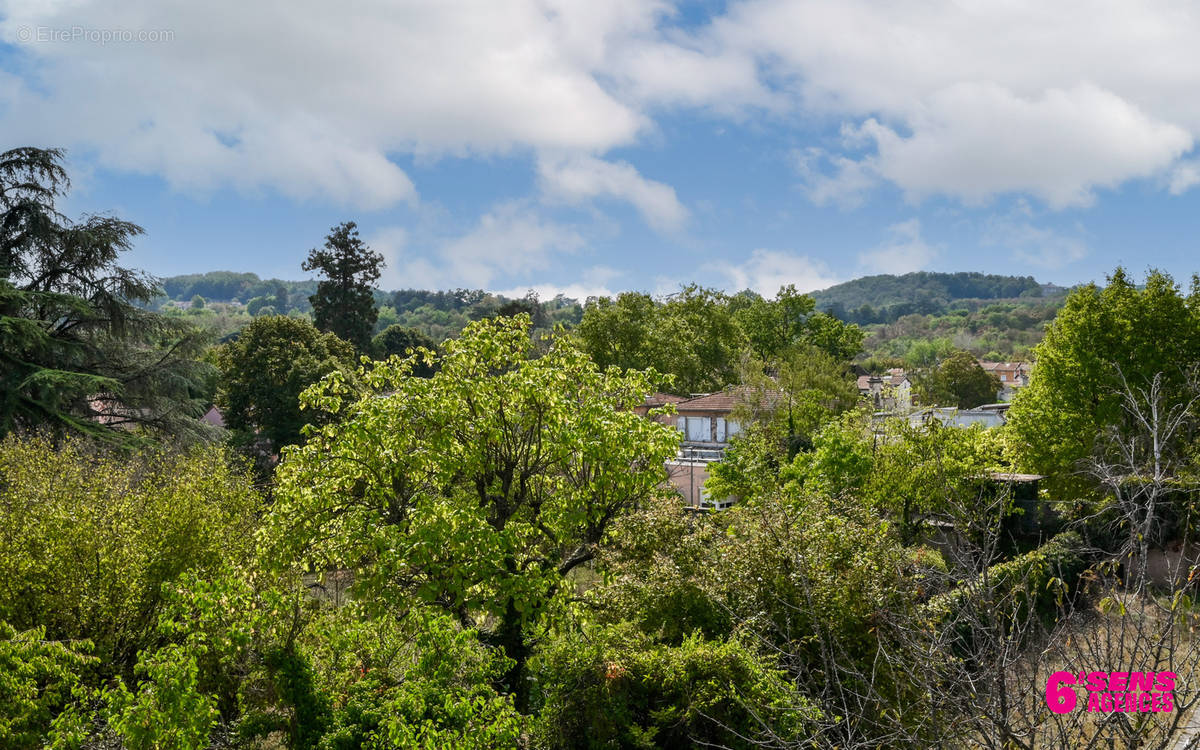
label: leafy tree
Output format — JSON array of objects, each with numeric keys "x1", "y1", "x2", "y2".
[
  {"x1": 593, "y1": 490, "x2": 926, "y2": 745},
  {"x1": 371, "y1": 324, "x2": 436, "y2": 376},
  {"x1": 245, "y1": 295, "x2": 271, "y2": 316},
  {"x1": 914, "y1": 349, "x2": 1002, "y2": 408},
  {"x1": 1008, "y1": 268, "x2": 1200, "y2": 494},
  {"x1": 215, "y1": 315, "x2": 356, "y2": 453},
  {"x1": 266, "y1": 315, "x2": 681, "y2": 711},
  {"x1": 190, "y1": 294, "x2": 205, "y2": 310},
  {"x1": 575, "y1": 291, "x2": 657, "y2": 373},
  {"x1": 302, "y1": 221, "x2": 383, "y2": 352},
  {"x1": 578, "y1": 286, "x2": 744, "y2": 394},
  {"x1": 0, "y1": 146, "x2": 215, "y2": 441},
  {"x1": 862, "y1": 419, "x2": 1006, "y2": 544}
]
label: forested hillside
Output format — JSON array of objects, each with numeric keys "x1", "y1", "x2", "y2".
[{"x1": 810, "y1": 271, "x2": 1065, "y2": 324}]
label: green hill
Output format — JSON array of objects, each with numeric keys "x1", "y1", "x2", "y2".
[{"x1": 809, "y1": 272, "x2": 1066, "y2": 325}]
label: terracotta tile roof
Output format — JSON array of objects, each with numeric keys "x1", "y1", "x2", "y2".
[
  {"x1": 675, "y1": 386, "x2": 781, "y2": 414},
  {"x1": 858, "y1": 371, "x2": 911, "y2": 390},
  {"x1": 642, "y1": 392, "x2": 687, "y2": 408}
]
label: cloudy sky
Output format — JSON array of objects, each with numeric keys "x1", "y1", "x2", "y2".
[{"x1": 3, "y1": 0, "x2": 1200, "y2": 298}]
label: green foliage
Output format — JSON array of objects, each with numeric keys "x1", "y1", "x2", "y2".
[
  {"x1": 0, "y1": 434, "x2": 262, "y2": 673},
  {"x1": 782, "y1": 409, "x2": 876, "y2": 498},
  {"x1": 149, "y1": 571, "x2": 524, "y2": 750},
  {"x1": 0, "y1": 621, "x2": 96, "y2": 750},
  {"x1": 913, "y1": 349, "x2": 1002, "y2": 408},
  {"x1": 863, "y1": 419, "x2": 1007, "y2": 544},
  {"x1": 812, "y1": 271, "x2": 1048, "y2": 322},
  {"x1": 215, "y1": 315, "x2": 356, "y2": 452},
  {"x1": 106, "y1": 642, "x2": 218, "y2": 750},
  {"x1": 923, "y1": 531, "x2": 1091, "y2": 642},
  {"x1": 859, "y1": 299, "x2": 1062, "y2": 363},
  {"x1": 303, "y1": 221, "x2": 383, "y2": 352},
  {"x1": 370, "y1": 324, "x2": 436, "y2": 376},
  {"x1": 598, "y1": 491, "x2": 912, "y2": 681},
  {"x1": 1008, "y1": 268, "x2": 1200, "y2": 495},
  {"x1": 578, "y1": 284, "x2": 862, "y2": 396},
  {"x1": 577, "y1": 286, "x2": 744, "y2": 394},
  {"x1": 268, "y1": 315, "x2": 681, "y2": 709},
  {"x1": 0, "y1": 147, "x2": 217, "y2": 441},
  {"x1": 531, "y1": 622, "x2": 818, "y2": 749},
  {"x1": 308, "y1": 609, "x2": 524, "y2": 750}
]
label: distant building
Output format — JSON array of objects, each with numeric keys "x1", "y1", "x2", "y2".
[
  {"x1": 857, "y1": 368, "x2": 913, "y2": 411},
  {"x1": 651, "y1": 387, "x2": 779, "y2": 511},
  {"x1": 904, "y1": 405, "x2": 1008, "y2": 429},
  {"x1": 978, "y1": 361, "x2": 1031, "y2": 401},
  {"x1": 201, "y1": 405, "x2": 226, "y2": 428}
]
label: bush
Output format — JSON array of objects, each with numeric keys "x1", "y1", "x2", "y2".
[
  {"x1": 531, "y1": 622, "x2": 818, "y2": 749},
  {"x1": 0, "y1": 434, "x2": 262, "y2": 674}
]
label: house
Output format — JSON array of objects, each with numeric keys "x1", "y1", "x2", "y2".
[
  {"x1": 905, "y1": 406, "x2": 1007, "y2": 429},
  {"x1": 656, "y1": 387, "x2": 779, "y2": 511},
  {"x1": 200, "y1": 405, "x2": 226, "y2": 428},
  {"x1": 978, "y1": 361, "x2": 1031, "y2": 401},
  {"x1": 857, "y1": 368, "x2": 913, "y2": 412},
  {"x1": 633, "y1": 392, "x2": 687, "y2": 426}
]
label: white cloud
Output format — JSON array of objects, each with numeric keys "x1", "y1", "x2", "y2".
[
  {"x1": 1168, "y1": 159, "x2": 1200, "y2": 195},
  {"x1": 383, "y1": 202, "x2": 584, "y2": 290},
  {"x1": 7, "y1": 0, "x2": 1200, "y2": 214},
  {"x1": 856, "y1": 84, "x2": 1190, "y2": 208},
  {"x1": 537, "y1": 155, "x2": 688, "y2": 232},
  {"x1": 0, "y1": 0, "x2": 657, "y2": 207},
  {"x1": 706, "y1": 249, "x2": 841, "y2": 296},
  {"x1": 856, "y1": 219, "x2": 937, "y2": 275},
  {"x1": 982, "y1": 215, "x2": 1088, "y2": 270},
  {"x1": 793, "y1": 147, "x2": 879, "y2": 208},
  {"x1": 709, "y1": 0, "x2": 1200, "y2": 208},
  {"x1": 493, "y1": 265, "x2": 622, "y2": 301}
]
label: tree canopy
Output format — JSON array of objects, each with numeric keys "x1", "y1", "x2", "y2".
[
  {"x1": 1008, "y1": 268, "x2": 1200, "y2": 490},
  {"x1": 267, "y1": 315, "x2": 681, "y2": 710},
  {"x1": 914, "y1": 349, "x2": 1002, "y2": 409},
  {"x1": 0, "y1": 147, "x2": 215, "y2": 441},
  {"x1": 215, "y1": 315, "x2": 356, "y2": 454}
]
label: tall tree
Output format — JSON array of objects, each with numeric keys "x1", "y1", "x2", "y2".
[
  {"x1": 302, "y1": 221, "x2": 383, "y2": 352},
  {"x1": 266, "y1": 315, "x2": 680, "y2": 712},
  {"x1": 1007, "y1": 268, "x2": 1200, "y2": 495},
  {"x1": 215, "y1": 315, "x2": 356, "y2": 454},
  {"x1": 0, "y1": 146, "x2": 215, "y2": 441}
]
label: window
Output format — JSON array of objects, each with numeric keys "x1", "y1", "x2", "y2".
[{"x1": 686, "y1": 416, "x2": 710, "y2": 442}]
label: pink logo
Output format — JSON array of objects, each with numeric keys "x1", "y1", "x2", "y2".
[{"x1": 1045, "y1": 671, "x2": 1176, "y2": 714}]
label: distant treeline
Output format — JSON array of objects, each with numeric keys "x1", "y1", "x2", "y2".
[{"x1": 811, "y1": 272, "x2": 1062, "y2": 325}]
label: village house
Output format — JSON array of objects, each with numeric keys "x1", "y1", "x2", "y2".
[
  {"x1": 857, "y1": 368, "x2": 913, "y2": 411},
  {"x1": 643, "y1": 387, "x2": 780, "y2": 511},
  {"x1": 978, "y1": 361, "x2": 1031, "y2": 401}
]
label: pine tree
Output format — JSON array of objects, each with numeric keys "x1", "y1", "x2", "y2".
[
  {"x1": 0, "y1": 147, "x2": 215, "y2": 441},
  {"x1": 302, "y1": 221, "x2": 383, "y2": 352}
]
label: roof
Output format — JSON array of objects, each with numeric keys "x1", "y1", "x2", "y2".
[
  {"x1": 978, "y1": 361, "x2": 1028, "y2": 373},
  {"x1": 201, "y1": 405, "x2": 226, "y2": 427},
  {"x1": 642, "y1": 392, "x2": 687, "y2": 408},
  {"x1": 675, "y1": 386, "x2": 781, "y2": 414},
  {"x1": 857, "y1": 371, "x2": 911, "y2": 390}
]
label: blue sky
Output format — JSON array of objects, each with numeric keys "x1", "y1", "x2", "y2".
[{"x1": 3, "y1": 1, "x2": 1200, "y2": 298}]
